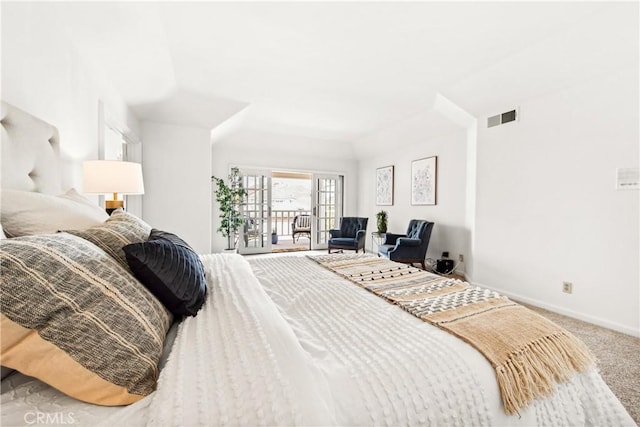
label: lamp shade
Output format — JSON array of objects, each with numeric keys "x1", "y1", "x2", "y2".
[{"x1": 83, "y1": 160, "x2": 145, "y2": 195}]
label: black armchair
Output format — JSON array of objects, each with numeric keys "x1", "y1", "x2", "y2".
[
  {"x1": 328, "y1": 217, "x2": 368, "y2": 253},
  {"x1": 378, "y1": 220, "x2": 434, "y2": 269}
]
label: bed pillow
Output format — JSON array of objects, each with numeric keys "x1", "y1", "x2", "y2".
[
  {"x1": 66, "y1": 210, "x2": 152, "y2": 270},
  {"x1": 0, "y1": 233, "x2": 172, "y2": 405},
  {"x1": 124, "y1": 229, "x2": 207, "y2": 317},
  {"x1": 57, "y1": 188, "x2": 106, "y2": 212},
  {"x1": 0, "y1": 189, "x2": 108, "y2": 237}
]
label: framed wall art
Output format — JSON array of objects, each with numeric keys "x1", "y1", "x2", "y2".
[
  {"x1": 376, "y1": 165, "x2": 394, "y2": 206},
  {"x1": 411, "y1": 156, "x2": 437, "y2": 205}
]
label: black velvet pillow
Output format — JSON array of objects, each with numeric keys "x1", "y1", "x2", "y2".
[{"x1": 124, "y1": 229, "x2": 207, "y2": 317}]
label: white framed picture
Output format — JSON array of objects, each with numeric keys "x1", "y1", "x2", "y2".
[
  {"x1": 411, "y1": 156, "x2": 437, "y2": 205},
  {"x1": 376, "y1": 165, "x2": 394, "y2": 206}
]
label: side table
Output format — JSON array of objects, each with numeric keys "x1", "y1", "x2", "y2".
[{"x1": 370, "y1": 232, "x2": 385, "y2": 254}]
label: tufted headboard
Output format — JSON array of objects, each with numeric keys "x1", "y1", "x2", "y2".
[{"x1": 1, "y1": 101, "x2": 62, "y2": 194}]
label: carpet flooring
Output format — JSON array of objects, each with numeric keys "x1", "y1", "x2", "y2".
[{"x1": 524, "y1": 304, "x2": 639, "y2": 424}]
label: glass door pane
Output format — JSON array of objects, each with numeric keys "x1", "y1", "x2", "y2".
[
  {"x1": 311, "y1": 174, "x2": 343, "y2": 250},
  {"x1": 238, "y1": 168, "x2": 272, "y2": 255}
]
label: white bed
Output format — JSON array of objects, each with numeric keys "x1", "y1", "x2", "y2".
[{"x1": 0, "y1": 101, "x2": 635, "y2": 426}]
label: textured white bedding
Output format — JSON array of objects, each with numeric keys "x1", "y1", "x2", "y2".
[
  {"x1": 1, "y1": 253, "x2": 634, "y2": 426},
  {"x1": 248, "y1": 255, "x2": 634, "y2": 426},
  {"x1": 1, "y1": 373, "x2": 118, "y2": 426}
]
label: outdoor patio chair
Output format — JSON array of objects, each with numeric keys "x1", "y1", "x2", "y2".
[
  {"x1": 243, "y1": 217, "x2": 261, "y2": 246},
  {"x1": 292, "y1": 214, "x2": 311, "y2": 243}
]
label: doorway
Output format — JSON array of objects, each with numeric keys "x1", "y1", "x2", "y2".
[
  {"x1": 236, "y1": 168, "x2": 343, "y2": 255},
  {"x1": 271, "y1": 171, "x2": 312, "y2": 253}
]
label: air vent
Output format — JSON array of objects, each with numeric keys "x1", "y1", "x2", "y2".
[{"x1": 487, "y1": 108, "x2": 518, "y2": 128}]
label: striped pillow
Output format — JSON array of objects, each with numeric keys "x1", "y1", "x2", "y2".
[
  {"x1": 66, "y1": 210, "x2": 151, "y2": 270},
  {"x1": 0, "y1": 233, "x2": 172, "y2": 405}
]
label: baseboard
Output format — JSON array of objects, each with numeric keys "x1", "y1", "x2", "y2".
[{"x1": 471, "y1": 280, "x2": 640, "y2": 338}]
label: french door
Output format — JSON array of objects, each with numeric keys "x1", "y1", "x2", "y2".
[
  {"x1": 311, "y1": 174, "x2": 343, "y2": 250},
  {"x1": 237, "y1": 168, "x2": 272, "y2": 255},
  {"x1": 235, "y1": 168, "x2": 342, "y2": 253}
]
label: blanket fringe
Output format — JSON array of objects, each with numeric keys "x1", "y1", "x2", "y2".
[
  {"x1": 310, "y1": 254, "x2": 598, "y2": 416},
  {"x1": 496, "y1": 331, "x2": 595, "y2": 415}
]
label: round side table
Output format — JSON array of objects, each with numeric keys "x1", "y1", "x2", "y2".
[{"x1": 370, "y1": 232, "x2": 385, "y2": 254}]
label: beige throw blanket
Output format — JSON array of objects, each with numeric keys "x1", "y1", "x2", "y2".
[{"x1": 311, "y1": 254, "x2": 595, "y2": 415}]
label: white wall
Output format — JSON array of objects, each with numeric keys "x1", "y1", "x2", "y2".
[
  {"x1": 5, "y1": 0, "x2": 636, "y2": 337},
  {"x1": 1, "y1": 2, "x2": 139, "y2": 190},
  {"x1": 357, "y1": 121, "x2": 469, "y2": 271},
  {"x1": 473, "y1": 65, "x2": 639, "y2": 336},
  {"x1": 355, "y1": 64, "x2": 639, "y2": 336},
  {"x1": 141, "y1": 122, "x2": 212, "y2": 253},
  {"x1": 211, "y1": 130, "x2": 359, "y2": 253}
]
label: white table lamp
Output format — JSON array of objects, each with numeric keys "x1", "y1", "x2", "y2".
[{"x1": 83, "y1": 160, "x2": 145, "y2": 213}]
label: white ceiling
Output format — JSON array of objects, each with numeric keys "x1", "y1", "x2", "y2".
[{"x1": 44, "y1": 1, "x2": 637, "y2": 145}]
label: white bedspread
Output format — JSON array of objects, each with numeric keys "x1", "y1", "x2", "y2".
[
  {"x1": 2, "y1": 254, "x2": 635, "y2": 426},
  {"x1": 247, "y1": 255, "x2": 634, "y2": 427},
  {"x1": 142, "y1": 254, "x2": 336, "y2": 426}
]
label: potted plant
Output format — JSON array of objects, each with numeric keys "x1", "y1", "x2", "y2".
[
  {"x1": 376, "y1": 210, "x2": 388, "y2": 234},
  {"x1": 212, "y1": 167, "x2": 247, "y2": 250},
  {"x1": 271, "y1": 225, "x2": 278, "y2": 245}
]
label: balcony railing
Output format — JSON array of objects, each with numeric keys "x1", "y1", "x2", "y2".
[{"x1": 272, "y1": 210, "x2": 310, "y2": 237}]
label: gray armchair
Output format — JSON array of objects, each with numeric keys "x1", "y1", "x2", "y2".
[
  {"x1": 378, "y1": 220, "x2": 434, "y2": 269},
  {"x1": 328, "y1": 217, "x2": 368, "y2": 253}
]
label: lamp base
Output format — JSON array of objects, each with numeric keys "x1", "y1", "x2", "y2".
[{"x1": 105, "y1": 200, "x2": 125, "y2": 216}]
